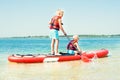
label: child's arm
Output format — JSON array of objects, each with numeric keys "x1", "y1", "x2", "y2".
[
  {"x1": 58, "y1": 19, "x2": 67, "y2": 35},
  {"x1": 75, "y1": 43, "x2": 81, "y2": 51}
]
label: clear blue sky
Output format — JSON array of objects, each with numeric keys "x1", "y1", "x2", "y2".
[{"x1": 0, "y1": 0, "x2": 120, "y2": 37}]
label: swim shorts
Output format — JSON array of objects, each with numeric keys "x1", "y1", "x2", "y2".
[
  {"x1": 49, "y1": 29, "x2": 59, "y2": 39},
  {"x1": 67, "y1": 50, "x2": 74, "y2": 55}
]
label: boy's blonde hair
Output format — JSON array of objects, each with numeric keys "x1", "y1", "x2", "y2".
[
  {"x1": 73, "y1": 35, "x2": 79, "y2": 41},
  {"x1": 56, "y1": 9, "x2": 64, "y2": 16}
]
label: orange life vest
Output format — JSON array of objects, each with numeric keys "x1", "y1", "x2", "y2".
[{"x1": 49, "y1": 16, "x2": 61, "y2": 30}]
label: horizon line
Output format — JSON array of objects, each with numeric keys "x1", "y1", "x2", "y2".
[{"x1": 0, "y1": 34, "x2": 120, "y2": 38}]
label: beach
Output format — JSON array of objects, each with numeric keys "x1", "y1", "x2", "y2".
[{"x1": 0, "y1": 37, "x2": 120, "y2": 80}]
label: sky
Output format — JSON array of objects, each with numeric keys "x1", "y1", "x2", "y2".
[{"x1": 0, "y1": 0, "x2": 120, "y2": 37}]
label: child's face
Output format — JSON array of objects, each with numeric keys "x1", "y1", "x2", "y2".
[
  {"x1": 74, "y1": 38, "x2": 79, "y2": 42},
  {"x1": 60, "y1": 12, "x2": 64, "y2": 17}
]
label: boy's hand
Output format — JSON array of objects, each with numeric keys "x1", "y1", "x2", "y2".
[{"x1": 64, "y1": 32, "x2": 67, "y2": 36}]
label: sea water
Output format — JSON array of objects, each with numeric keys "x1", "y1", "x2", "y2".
[{"x1": 0, "y1": 37, "x2": 120, "y2": 80}]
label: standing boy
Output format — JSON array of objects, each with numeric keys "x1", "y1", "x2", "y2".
[{"x1": 49, "y1": 9, "x2": 67, "y2": 55}]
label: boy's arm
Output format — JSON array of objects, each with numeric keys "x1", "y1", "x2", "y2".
[
  {"x1": 58, "y1": 19, "x2": 67, "y2": 36},
  {"x1": 75, "y1": 43, "x2": 81, "y2": 51}
]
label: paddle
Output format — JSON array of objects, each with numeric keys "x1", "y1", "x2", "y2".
[{"x1": 81, "y1": 53, "x2": 92, "y2": 62}]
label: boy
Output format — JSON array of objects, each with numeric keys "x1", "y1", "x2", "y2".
[
  {"x1": 67, "y1": 35, "x2": 82, "y2": 55},
  {"x1": 49, "y1": 9, "x2": 67, "y2": 55}
]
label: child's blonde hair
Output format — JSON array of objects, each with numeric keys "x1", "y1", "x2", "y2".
[
  {"x1": 73, "y1": 35, "x2": 79, "y2": 41},
  {"x1": 56, "y1": 9, "x2": 64, "y2": 16}
]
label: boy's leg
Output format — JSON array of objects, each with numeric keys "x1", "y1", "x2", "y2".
[
  {"x1": 55, "y1": 39, "x2": 59, "y2": 54},
  {"x1": 74, "y1": 51, "x2": 82, "y2": 55},
  {"x1": 51, "y1": 39, "x2": 55, "y2": 54}
]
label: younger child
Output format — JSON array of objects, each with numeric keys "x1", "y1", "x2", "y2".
[{"x1": 67, "y1": 35, "x2": 82, "y2": 55}]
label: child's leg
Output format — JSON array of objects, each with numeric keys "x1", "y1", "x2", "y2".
[
  {"x1": 74, "y1": 51, "x2": 78, "y2": 56},
  {"x1": 51, "y1": 39, "x2": 55, "y2": 54},
  {"x1": 55, "y1": 39, "x2": 59, "y2": 54},
  {"x1": 74, "y1": 51, "x2": 82, "y2": 55}
]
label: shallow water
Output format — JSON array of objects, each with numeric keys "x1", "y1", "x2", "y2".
[{"x1": 0, "y1": 37, "x2": 120, "y2": 80}]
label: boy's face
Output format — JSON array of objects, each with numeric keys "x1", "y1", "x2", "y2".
[
  {"x1": 61, "y1": 12, "x2": 64, "y2": 17},
  {"x1": 59, "y1": 12, "x2": 64, "y2": 17},
  {"x1": 74, "y1": 36, "x2": 79, "y2": 42},
  {"x1": 76, "y1": 38, "x2": 79, "y2": 42}
]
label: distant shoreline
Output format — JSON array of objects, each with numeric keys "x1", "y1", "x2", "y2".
[{"x1": 1, "y1": 34, "x2": 120, "y2": 39}]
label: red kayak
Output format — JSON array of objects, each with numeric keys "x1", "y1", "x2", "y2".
[{"x1": 8, "y1": 49, "x2": 109, "y2": 63}]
